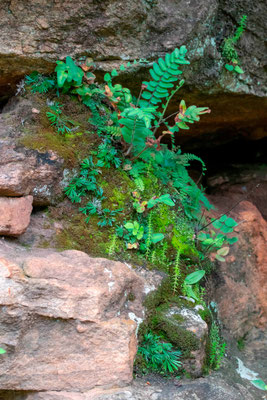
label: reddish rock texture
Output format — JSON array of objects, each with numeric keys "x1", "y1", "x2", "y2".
[
  {"x1": 0, "y1": 195, "x2": 33, "y2": 236},
  {"x1": 0, "y1": 245, "x2": 144, "y2": 393},
  {"x1": 0, "y1": 99, "x2": 65, "y2": 205},
  {"x1": 0, "y1": 0, "x2": 266, "y2": 141},
  {"x1": 210, "y1": 200, "x2": 267, "y2": 337}
]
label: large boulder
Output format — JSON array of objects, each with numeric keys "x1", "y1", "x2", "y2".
[
  {"x1": 154, "y1": 304, "x2": 208, "y2": 377},
  {"x1": 0, "y1": 243, "x2": 144, "y2": 395},
  {"x1": 209, "y1": 200, "x2": 267, "y2": 337},
  {"x1": 0, "y1": 195, "x2": 33, "y2": 236}
]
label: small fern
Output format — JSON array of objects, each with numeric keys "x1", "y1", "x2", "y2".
[
  {"x1": 25, "y1": 72, "x2": 55, "y2": 93},
  {"x1": 146, "y1": 211, "x2": 153, "y2": 259},
  {"x1": 107, "y1": 233, "x2": 117, "y2": 256},
  {"x1": 209, "y1": 321, "x2": 226, "y2": 370},
  {"x1": 222, "y1": 15, "x2": 247, "y2": 74},
  {"x1": 134, "y1": 177, "x2": 145, "y2": 192},
  {"x1": 172, "y1": 249, "x2": 181, "y2": 293}
]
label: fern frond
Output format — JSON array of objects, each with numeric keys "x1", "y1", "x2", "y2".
[
  {"x1": 178, "y1": 153, "x2": 206, "y2": 172},
  {"x1": 146, "y1": 211, "x2": 153, "y2": 259},
  {"x1": 172, "y1": 249, "x2": 181, "y2": 293},
  {"x1": 106, "y1": 126, "x2": 122, "y2": 137},
  {"x1": 140, "y1": 46, "x2": 189, "y2": 108},
  {"x1": 134, "y1": 177, "x2": 145, "y2": 192}
]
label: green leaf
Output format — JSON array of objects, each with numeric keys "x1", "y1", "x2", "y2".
[
  {"x1": 215, "y1": 254, "x2": 226, "y2": 262},
  {"x1": 111, "y1": 69, "x2": 118, "y2": 77},
  {"x1": 224, "y1": 217, "x2": 238, "y2": 228},
  {"x1": 158, "y1": 194, "x2": 175, "y2": 206},
  {"x1": 184, "y1": 270, "x2": 205, "y2": 285},
  {"x1": 234, "y1": 65, "x2": 244, "y2": 74},
  {"x1": 124, "y1": 222, "x2": 134, "y2": 230},
  {"x1": 184, "y1": 284, "x2": 199, "y2": 301},
  {"x1": 227, "y1": 237, "x2": 238, "y2": 244},
  {"x1": 251, "y1": 379, "x2": 267, "y2": 391},
  {"x1": 212, "y1": 220, "x2": 223, "y2": 230},
  {"x1": 151, "y1": 233, "x2": 164, "y2": 244},
  {"x1": 217, "y1": 247, "x2": 229, "y2": 256},
  {"x1": 104, "y1": 73, "x2": 111, "y2": 83},
  {"x1": 57, "y1": 71, "x2": 68, "y2": 87},
  {"x1": 225, "y1": 64, "x2": 234, "y2": 71},
  {"x1": 220, "y1": 225, "x2": 234, "y2": 234},
  {"x1": 178, "y1": 121, "x2": 189, "y2": 129},
  {"x1": 0, "y1": 348, "x2": 6, "y2": 355}
]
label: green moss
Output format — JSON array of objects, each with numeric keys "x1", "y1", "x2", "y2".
[{"x1": 198, "y1": 308, "x2": 212, "y2": 326}]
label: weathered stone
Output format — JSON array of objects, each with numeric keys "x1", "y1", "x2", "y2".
[
  {"x1": 0, "y1": 142, "x2": 64, "y2": 205},
  {"x1": 158, "y1": 305, "x2": 208, "y2": 377},
  {"x1": 208, "y1": 163, "x2": 267, "y2": 220},
  {"x1": 208, "y1": 200, "x2": 267, "y2": 337},
  {"x1": 0, "y1": 245, "x2": 144, "y2": 393},
  {"x1": 0, "y1": 195, "x2": 33, "y2": 236},
  {"x1": 0, "y1": 0, "x2": 266, "y2": 140},
  {"x1": 0, "y1": 99, "x2": 65, "y2": 205}
]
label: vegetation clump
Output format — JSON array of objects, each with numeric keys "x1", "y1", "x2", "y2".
[
  {"x1": 222, "y1": 15, "x2": 247, "y2": 74},
  {"x1": 23, "y1": 46, "x2": 239, "y2": 375}
]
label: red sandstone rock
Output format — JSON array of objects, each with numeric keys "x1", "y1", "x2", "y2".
[
  {"x1": 0, "y1": 140, "x2": 64, "y2": 205},
  {"x1": 0, "y1": 247, "x2": 144, "y2": 392},
  {"x1": 0, "y1": 195, "x2": 33, "y2": 236},
  {"x1": 209, "y1": 200, "x2": 267, "y2": 337}
]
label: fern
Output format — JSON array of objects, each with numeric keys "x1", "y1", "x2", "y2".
[
  {"x1": 25, "y1": 72, "x2": 55, "y2": 93},
  {"x1": 146, "y1": 211, "x2": 153, "y2": 259},
  {"x1": 107, "y1": 233, "x2": 117, "y2": 256},
  {"x1": 209, "y1": 321, "x2": 226, "y2": 370},
  {"x1": 134, "y1": 177, "x2": 145, "y2": 192},
  {"x1": 140, "y1": 46, "x2": 189, "y2": 108},
  {"x1": 172, "y1": 249, "x2": 181, "y2": 293},
  {"x1": 222, "y1": 15, "x2": 247, "y2": 74}
]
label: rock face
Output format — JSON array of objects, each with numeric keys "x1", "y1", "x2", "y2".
[
  {"x1": 154, "y1": 304, "x2": 208, "y2": 377},
  {"x1": 0, "y1": 0, "x2": 266, "y2": 139},
  {"x1": 209, "y1": 200, "x2": 267, "y2": 337},
  {"x1": 0, "y1": 98, "x2": 65, "y2": 205},
  {"x1": 0, "y1": 195, "x2": 33, "y2": 236},
  {"x1": 0, "y1": 244, "x2": 144, "y2": 395}
]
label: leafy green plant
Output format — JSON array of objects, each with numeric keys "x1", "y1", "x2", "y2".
[
  {"x1": 46, "y1": 103, "x2": 75, "y2": 135},
  {"x1": 198, "y1": 215, "x2": 238, "y2": 261},
  {"x1": 55, "y1": 56, "x2": 84, "y2": 89},
  {"x1": 222, "y1": 15, "x2": 247, "y2": 74},
  {"x1": 183, "y1": 270, "x2": 206, "y2": 301},
  {"x1": 124, "y1": 221, "x2": 145, "y2": 241},
  {"x1": 172, "y1": 249, "x2": 181, "y2": 293},
  {"x1": 138, "y1": 332, "x2": 182, "y2": 373},
  {"x1": 208, "y1": 321, "x2": 226, "y2": 370},
  {"x1": 25, "y1": 72, "x2": 55, "y2": 93},
  {"x1": 132, "y1": 192, "x2": 175, "y2": 214}
]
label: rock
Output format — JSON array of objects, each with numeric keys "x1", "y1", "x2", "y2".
[
  {"x1": 0, "y1": 244, "x2": 144, "y2": 394},
  {"x1": 208, "y1": 163, "x2": 267, "y2": 220},
  {"x1": 156, "y1": 305, "x2": 208, "y2": 377},
  {"x1": 0, "y1": 140, "x2": 64, "y2": 205},
  {"x1": 0, "y1": 195, "x2": 33, "y2": 236},
  {"x1": 209, "y1": 200, "x2": 267, "y2": 338},
  {"x1": 0, "y1": 0, "x2": 266, "y2": 140},
  {"x1": 0, "y1": 100, "x2": 65, "y2": 205}
]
